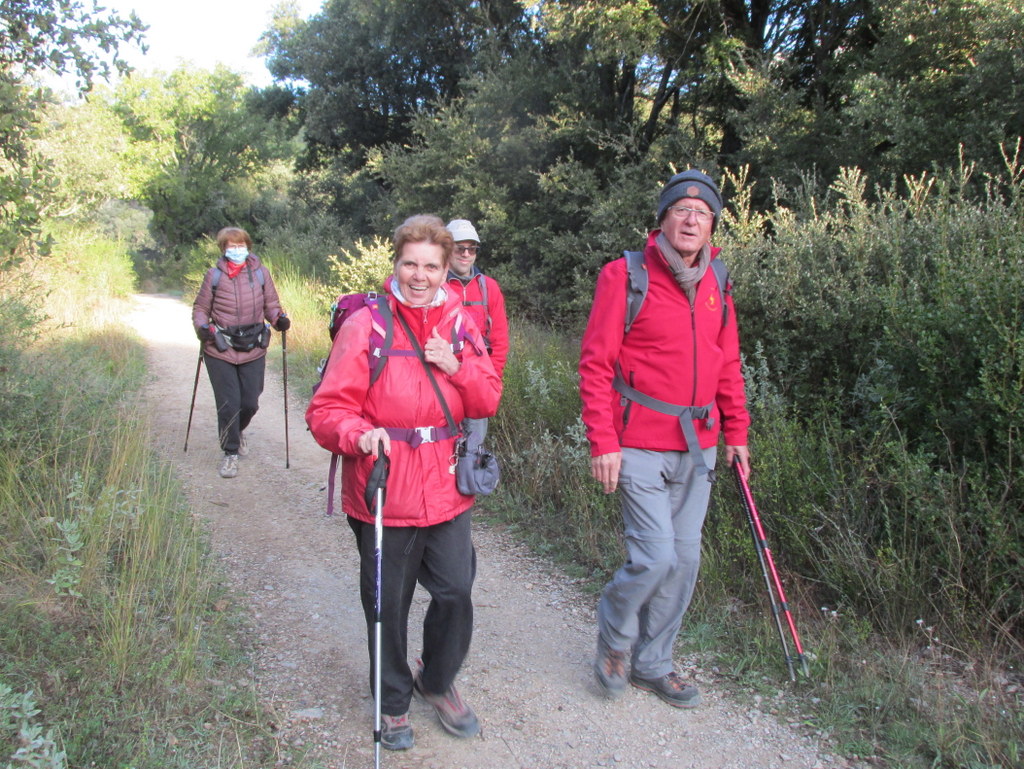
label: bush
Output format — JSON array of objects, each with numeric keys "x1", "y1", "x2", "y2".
[{"x1": 721, "y1": 162, "x2": 1024, "y2": 639}]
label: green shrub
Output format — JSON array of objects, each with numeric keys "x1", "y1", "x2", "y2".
[
  {"x1": 485, "y1": 321, "x2": 622, "y2": 574},
  {"x1": 722, "y1": 162, "x2": 1024, "y2": 639}
]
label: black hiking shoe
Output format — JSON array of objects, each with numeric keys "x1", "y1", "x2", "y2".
[
  {"x1": 594, "y1": 638, "x2": 628, "y2": 698},
  {"x1": 381, "y1": 712, "x2": 414, "y2": 750},
  {"x1": 629, "y1": 671, "x2": 701, "y2": 708},
  {"x1": 413, "y1": 660, "x2": 479, "y2": 738}
]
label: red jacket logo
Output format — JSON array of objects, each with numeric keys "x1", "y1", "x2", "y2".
[{"x1": 705, "y1": 293, "x2": 719, "y2": 313}]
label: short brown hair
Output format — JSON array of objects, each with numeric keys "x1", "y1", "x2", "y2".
[
  {"x1": 216, "y1": 227, "x2": 253, "y2": 253},
  {"x1": 392, "y1": 215, "x2": 453, "y2": 267}
]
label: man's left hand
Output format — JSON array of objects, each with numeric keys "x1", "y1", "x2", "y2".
[{"x1": 725, "y1": 444, "x2": 750, "y2": 477}]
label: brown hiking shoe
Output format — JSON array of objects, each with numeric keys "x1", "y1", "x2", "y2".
[
  {"x1": 413, "y1": 660, "x2": 479, "y2": 738},
  {"x1": 594, "y1": 638, "x2": 627, "y2": 698},
  {"x1": 629, "y1": 671, "x2": 701, "y2": 708}
]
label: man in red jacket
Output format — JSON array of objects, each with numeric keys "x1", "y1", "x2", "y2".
[
  {"x1": 445, "y1": 219, "x2": 509, "y2": 378},
  {"x1": 579, "y1": 169, "x2": 751, "y2": 708},
  {"x1": 445, "y1": 218, "x2": 510, "y2": 450}
]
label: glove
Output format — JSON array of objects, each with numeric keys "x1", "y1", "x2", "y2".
[
  {"x1": 196, "y1": 324, "x2": 212, "y2": 343},
  {"x1": 275, "y1": 315, "x2": 291, "y2": 332}
]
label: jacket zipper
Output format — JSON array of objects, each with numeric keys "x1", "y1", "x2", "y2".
[{"x1": 689, "y1": 298, "x2": 698, "y2": 405}]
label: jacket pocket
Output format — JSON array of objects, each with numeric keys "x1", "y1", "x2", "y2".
[{"x1": 621, "y1": 370, "x2": 635, "y2": 427}]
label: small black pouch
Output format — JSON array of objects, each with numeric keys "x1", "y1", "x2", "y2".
[{"x1": 222, "y1": 323, "x2": 269, "y2": 351}]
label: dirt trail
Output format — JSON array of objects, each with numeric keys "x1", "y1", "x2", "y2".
[{"x1": 126, "y1": 293, "x2": 849, "y2": 769}]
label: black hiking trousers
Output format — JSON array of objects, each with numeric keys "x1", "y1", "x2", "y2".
[
  {"x1": 348, "y1": 508, "x2": 476, "y2": 716},
  {"x1": 204, "y1": 353, "x2": 265, "y2": 454}
]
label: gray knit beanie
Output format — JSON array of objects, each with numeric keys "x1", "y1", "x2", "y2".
[{"x1": 657, "y1": 169, "x2": 723, "y2": 230}]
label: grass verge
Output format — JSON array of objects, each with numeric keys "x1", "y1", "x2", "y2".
[{"x1": 0, "y1": 231, "x2": 297, "y2": 768}]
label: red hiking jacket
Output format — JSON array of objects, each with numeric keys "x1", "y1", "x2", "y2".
[
  {"x1": 446, "y1": 271, "x2": 509, "y2": 378},
  {"x1": 306, "y1": 289, "x2": 502, "y2": 526},
  {"x1": 579, "y1": 232, "x2": 750, "y2": 457}
]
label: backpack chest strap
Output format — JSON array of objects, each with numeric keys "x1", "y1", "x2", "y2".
[{"x1": 612, "y1": 365, "x2": 717, "y2": 482}]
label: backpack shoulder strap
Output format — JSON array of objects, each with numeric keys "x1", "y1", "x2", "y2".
[
  {"x1": 623, "y1": 250, "x2": 647, "y2": 334},
  {"x1": 367, "y1": 294, "x2": 395, "y2": 385},
  {"x1": 475, "y1": 273, "x2": 491, "y2": 336},
  {"x1": 210, "y1": 264, "x2": 265, "y2": 293},
  {"x1": 246, "y1": 263, "x2": 265, "y2": 288},
  {"x1": 709, "y1": 257, "x2": 730, "y2": 328}
]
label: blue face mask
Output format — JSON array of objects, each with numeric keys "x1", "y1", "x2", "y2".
[{"x1": 225, "y1": 246, "x2": 248, "y2": 264}]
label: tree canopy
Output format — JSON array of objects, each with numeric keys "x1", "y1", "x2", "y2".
[{"x1": 1, "y1": 0, "x2": 145, "y2": 260}]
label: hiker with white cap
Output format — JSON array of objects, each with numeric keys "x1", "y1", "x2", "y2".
[
  {"x1": 445, "y1": 219, "x2": 509, "y2": 378},
  {"x1": 445, "y1": 219, "x2": 510, "y2": 459},
  {"x1": 579, "y1": 169, "x2": 751, "y2": 708}
]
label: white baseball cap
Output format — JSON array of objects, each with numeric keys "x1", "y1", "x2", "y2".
[{"x1": 446, "y1": 219, "x2": 481, "y2": 243}]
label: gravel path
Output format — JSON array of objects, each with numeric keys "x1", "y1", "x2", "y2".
[{"x1": 127, "y1": 293, "x2": 854, "y2": 769}]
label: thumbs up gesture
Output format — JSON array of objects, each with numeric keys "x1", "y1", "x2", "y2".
[{"x1": 424, "y1": 327, "x2": 460, "y2": 375}]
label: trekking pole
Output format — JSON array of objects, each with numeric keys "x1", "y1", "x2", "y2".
[
  {"x1": 183, "y1": 350, "x2": 204, "y2": 452},
  {"x1": 365, "y1": 440, "x2": 390, "y2": 769},
  {"x1": 281, "y1": 329, "x2": 290, "y2": 468},
  {"x1": 732, "y1": 457, "x2": 811, "y2": 681}
]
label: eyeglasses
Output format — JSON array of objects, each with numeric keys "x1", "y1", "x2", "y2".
[
  {"x1": 666, "y1": 205, "x2": 713, "y2": 221},
  {"x1": 454, "y1": 245, "x2": 480, "y2": 255}
]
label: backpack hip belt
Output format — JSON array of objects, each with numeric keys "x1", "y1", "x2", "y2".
[
  {"x1": 612, "y1": 366, "x2": 717, "y2": 482},
  {"x1": 383, "y1": 425, "x2": 457, "y2": 448}
]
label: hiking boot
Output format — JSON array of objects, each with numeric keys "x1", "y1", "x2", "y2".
[
  {"x1": 413, "y1": 660, "x2": 479, "y2": 738},
  {"x1": 219, "y1": 454, "x2": 239, "y2": 479},
  {"x1": 594, "y1": 638, "x2": 627, "y2": 698},
  {"x1": 629, "y1": 671, "x2": 701, "y2": 709},
  {"x1": 238, "y1": 432, "x2": 249, "y2": 457},
  {"x1": 381, "y1": 713, "x2": 414, "y2": 750}
]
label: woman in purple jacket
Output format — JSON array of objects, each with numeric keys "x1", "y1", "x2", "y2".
[{"x1": 192, "y1": 227, "x2": 289, "y2": 478}]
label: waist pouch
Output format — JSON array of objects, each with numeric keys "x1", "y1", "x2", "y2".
[
  {"x1": 216, "y1": 323, "x2": 270, "y2": 352},
  {"x1": 455, "y1": 419, "x2": 500, "y2": 496}
]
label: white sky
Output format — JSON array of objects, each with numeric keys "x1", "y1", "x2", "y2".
[{"x1": 102, "y1": 0, "x2": 325, "y2": 87}]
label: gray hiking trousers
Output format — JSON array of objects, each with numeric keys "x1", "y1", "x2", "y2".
[{"x1": 597, "y1": 446, "x2": 717, "y2": 679}]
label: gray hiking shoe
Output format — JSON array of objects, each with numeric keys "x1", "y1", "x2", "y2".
[
  {"x1": 413, "y1": 660, "x2": 479, "y2": 738},
  {"x1": 629, "y1": 671, "x2": 701, "y2": 708},
  {"x1": 238, "y1": 432, "x2": 249, "y2": 457},
  {"x1": 219, "y1": 454, "x2": 239, "y2": 479},
  {"x1": 594, "y1": 638, "x2": 627, "y2": 698},
  {"x1": 381, "y1": 712, "x2": 414, "y2": 750}
]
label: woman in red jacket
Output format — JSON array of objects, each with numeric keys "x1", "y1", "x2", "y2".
[
  {"x1": 192, "y1": 227, "x2": 289, "y2": 479},
  {"x1": 306, "y1": 215, "x2": 502, "y2": 751}
]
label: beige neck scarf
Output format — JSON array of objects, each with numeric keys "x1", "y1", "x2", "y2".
[{"x1": 656, "y1": 232, "x2": 710, "y2": 306}]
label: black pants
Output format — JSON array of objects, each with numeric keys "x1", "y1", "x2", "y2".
[
  {"x1": 348, "y1": 509, "x2": 476, "y2": 716},
  {"x1": 204, "y1": 354, "x2": 265, "y2": 454}
]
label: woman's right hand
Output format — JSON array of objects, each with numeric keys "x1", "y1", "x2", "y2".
[{"x1": 357, "y1": 427, "x2": 391, "y2": 458}]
